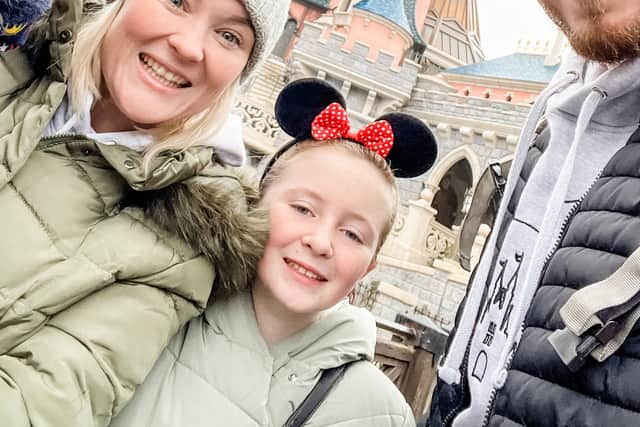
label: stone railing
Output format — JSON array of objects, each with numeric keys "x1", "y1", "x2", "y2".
[{"x1": 425, "y1": 221, "x2": 457, "y2": 263}]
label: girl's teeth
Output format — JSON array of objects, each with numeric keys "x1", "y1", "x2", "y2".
[{"x1": 288, "y1": 261, "x2": 322, "y2": 280}]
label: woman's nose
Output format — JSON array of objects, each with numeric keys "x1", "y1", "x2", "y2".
[{"x1": 167, "y1": 30, "x2": 205, "y2": 63}]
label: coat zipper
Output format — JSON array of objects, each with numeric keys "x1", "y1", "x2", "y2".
[
  {"x1": 38, "y1": 133, "x2": 91, "y2": 149},
  {"x1": 441, "y1": 346, "x2": 471, "y2": 427}
]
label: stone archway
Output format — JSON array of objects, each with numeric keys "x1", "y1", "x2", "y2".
[
  {"x1": 426, "y1": 146, "x2": 481, "y2": 189},
  {"x1": 432, "y1": 159, "x2": 473, "y2": 228}
]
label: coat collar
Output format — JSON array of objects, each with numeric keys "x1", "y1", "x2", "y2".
[{"x1": 204, "y1": 292, "x2": 377, "y2": 373}]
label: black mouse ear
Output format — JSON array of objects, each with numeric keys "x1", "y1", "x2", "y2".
[
  {"x1": 274, "y1": 78, "x2": 346, "y2": 140},
  {"x1": 376, "y1": 113, "x2": 438, "y2": 178}
]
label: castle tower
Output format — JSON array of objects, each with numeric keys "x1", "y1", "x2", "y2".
[{"x1": 421, "y1": 0, "x2": 484, "y2": 72}]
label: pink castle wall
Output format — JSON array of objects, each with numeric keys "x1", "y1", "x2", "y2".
[
  {"x1": 332, "y1": 14, "x2": 410, "y2": 67},
  {"x1": 449, "y1": 82, "x2": 537, "y2": 104}
]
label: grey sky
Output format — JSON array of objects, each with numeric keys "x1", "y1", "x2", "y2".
[{"x1": 477, "y1": 0, "x2": 559, "y2": 59}]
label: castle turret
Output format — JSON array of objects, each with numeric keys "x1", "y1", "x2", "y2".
[{"x1": 421, "y1": 0, "x2": 484, "y2": 72}]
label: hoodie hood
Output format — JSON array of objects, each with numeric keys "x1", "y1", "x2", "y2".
[{"x1": 546, "y1": 49, "x2": 640, "y2": 129}]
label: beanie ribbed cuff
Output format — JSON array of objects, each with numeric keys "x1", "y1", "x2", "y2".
[{"x1": 241, "y1": 0, "x2": 291, "y2": 83}]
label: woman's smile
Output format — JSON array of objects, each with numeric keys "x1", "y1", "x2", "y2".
[{"x1": 139, "y1": 53, "x2": 191, "y2": 89}]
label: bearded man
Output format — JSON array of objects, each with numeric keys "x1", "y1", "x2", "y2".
[{"x1": 422, "y1": 1, "x2": 640, "y2": 426}]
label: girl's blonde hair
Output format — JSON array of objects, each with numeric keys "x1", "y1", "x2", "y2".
[
  {"x1": 260, "y1": 139, "x2": 399, "y2": 252},
  {"x1": 70, "y1": 0, "x2": 239, "y2": 169}
]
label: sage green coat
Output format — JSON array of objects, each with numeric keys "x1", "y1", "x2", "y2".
[
  {"x1": 0, "y1": 1, "x2": 266, "y2": 426},
  {"x1": 111, "y1": 292, "x2": 416, "y2": 427}
]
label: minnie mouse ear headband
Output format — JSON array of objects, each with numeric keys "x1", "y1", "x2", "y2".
[{"x1": 260, "y1": 78, "x2": 437, "y2": 184}]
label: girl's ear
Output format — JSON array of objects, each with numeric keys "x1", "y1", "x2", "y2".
[
  {"x1": 366, "y1": 260, "x2": 377, "y2": 275},
  {"x1": 376, "y1": 113, "x2": 438, "y2": 178},
  {"x1": 274, "y1": 78, "x2": 346, "y2": 140}
]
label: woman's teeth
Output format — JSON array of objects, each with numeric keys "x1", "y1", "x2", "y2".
[
  {"x1": 140, "y1": 54, "x2": 190, "y2": 88},
  {"x1": 286, "y1": 260, "x2": 325, "y2": 281}
]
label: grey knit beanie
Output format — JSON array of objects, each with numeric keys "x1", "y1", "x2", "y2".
[{"x1": 241, "y1": 0, "x2": 291, "y2": 82}]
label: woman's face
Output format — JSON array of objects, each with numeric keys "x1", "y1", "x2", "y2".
[
  {"x1": 257, "y1": 147, "x2": 394, "y2": 321},
  {"x1": 99, "y1": 0, "x2": 254, "y2": 128}
]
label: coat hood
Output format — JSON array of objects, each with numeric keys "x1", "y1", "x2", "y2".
[
  {"x1": 102, "y1": 142, "x2": 270, "y2": 297},
  {"x1": 205, "y1": 293, "x2": 377, "y2": 371},
  {"x1": 132, "y1": 177, "x2": 268, "y2": 298}
]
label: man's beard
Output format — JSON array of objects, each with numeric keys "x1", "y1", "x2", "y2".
[{"x1": 538, "y1": 0, "x2": 640, "y2": 63}]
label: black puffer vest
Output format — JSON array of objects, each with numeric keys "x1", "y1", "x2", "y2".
[
  {"x1": 488, "y1": 126, "x2": 640, "y2": 426},
  {"x1": 427, "y1": 125, "x2": 640, "y2": 427}
]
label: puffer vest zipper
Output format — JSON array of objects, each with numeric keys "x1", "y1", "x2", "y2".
[{"x1": 488, "y1": 125, "x2": 640, "y2": 426}]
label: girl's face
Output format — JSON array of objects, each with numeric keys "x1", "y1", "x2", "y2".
[
  {"x1": 257, "y1": 147, "x2": 394, "y2": 320},
  {"x1": 99, "y1": 0, "x2": 254, "y2": 128}
]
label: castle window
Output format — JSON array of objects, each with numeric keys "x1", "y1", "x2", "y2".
[{"x1": 272, "y1": 18, "x2": 297, "y2": 59}]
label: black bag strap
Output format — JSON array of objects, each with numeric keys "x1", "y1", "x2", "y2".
[{"x1": 283, "y1": 362, "x2": 354, "y2": 427}]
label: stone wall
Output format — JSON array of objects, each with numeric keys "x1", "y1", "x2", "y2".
[
  {"x1": 408, "y1": 88, "x2": 531, "y2": 128},
  {"x1": 364, "y1": 256, "x2": 469, "y2": 331}
]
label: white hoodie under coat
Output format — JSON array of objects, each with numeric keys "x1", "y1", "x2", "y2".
[{"x1": 440, "y1": 50, "x2": 640, "y2": 427}]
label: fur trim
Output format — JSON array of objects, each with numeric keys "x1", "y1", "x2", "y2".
[{"x1": 130, "y1": 171, "x2": 268, "y2": 299}]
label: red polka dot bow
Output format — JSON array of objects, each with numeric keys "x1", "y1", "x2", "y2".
[{"x1": 310, "y1": 102, "x2": 394, "y2": 158}]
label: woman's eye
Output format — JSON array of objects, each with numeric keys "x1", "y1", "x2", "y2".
[
  {"x1": 168, "y1": 0, "x2": 184, "y2": 8},
  {"x1": 344, "y1": 230, "x2": 363, "y2": 244},
  {"x1": 218, "y1": 30, "x2": 241, "y2": 46}
]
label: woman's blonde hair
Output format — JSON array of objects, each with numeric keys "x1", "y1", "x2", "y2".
[
  {"x1": 260, "y1": 139, "x2": 399, "y2": 252},
  {"x1": 70, "y1": 0, "x2": 239, "y2": 168}
]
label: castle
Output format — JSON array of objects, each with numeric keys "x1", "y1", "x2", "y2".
[{"x1": 237, "y1": 0, "x2": 564, "y2": 332}]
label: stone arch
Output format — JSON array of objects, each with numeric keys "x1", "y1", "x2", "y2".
[
  {"x1": 426, "y1": 146, "x2": 481, "y2": 188},
  {"x1": 431, "y1": 159, "x2": 474, "y2": 228}
]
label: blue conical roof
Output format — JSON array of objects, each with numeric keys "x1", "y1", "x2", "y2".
[
  {"x1": 404, "y1": 0, "x2": 426, "y2": 49},
  {"x1": 355, "y1": 0, "x2": 412, "y2": 33},
  {"x1": 354, "y1": 0, "x2": 425, "y2": 48}
]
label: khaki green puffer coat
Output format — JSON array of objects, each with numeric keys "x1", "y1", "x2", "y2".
[{"x1": 0, "y1": 1, "x2": 267, "y2": 426}]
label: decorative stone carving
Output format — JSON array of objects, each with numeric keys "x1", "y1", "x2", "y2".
[
  {"x1": 236, "y1": 101, "x2": 281, "y2": 142},
  {"x1": 436, "y1": 122, "x2": 451, "y2": 139},
  {"x1": 460, "y1": 126, "x2": 473, "y2": 144},
  {"x1": 425, "y1": 222, "x2": 456, "y2": 262},
  {"x1": 506, "y1": 134, "x2": 519, "y2": 146}
]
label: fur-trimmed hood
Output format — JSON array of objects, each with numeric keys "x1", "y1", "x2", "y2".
[
  {"x1": 97, "y1": 142, "x2": 269, "y2": 298},
  {"x1": 133, "y1": 173, "x2": 268, "y2": 298}
]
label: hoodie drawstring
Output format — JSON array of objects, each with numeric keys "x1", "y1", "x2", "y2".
[{"x1": 439, "y1": 70, "x2": 581, "y2": 384}]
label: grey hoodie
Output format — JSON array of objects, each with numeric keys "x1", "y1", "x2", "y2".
[{"x1": 439, "y1": 49, "x2": 640, "y2": 427}]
